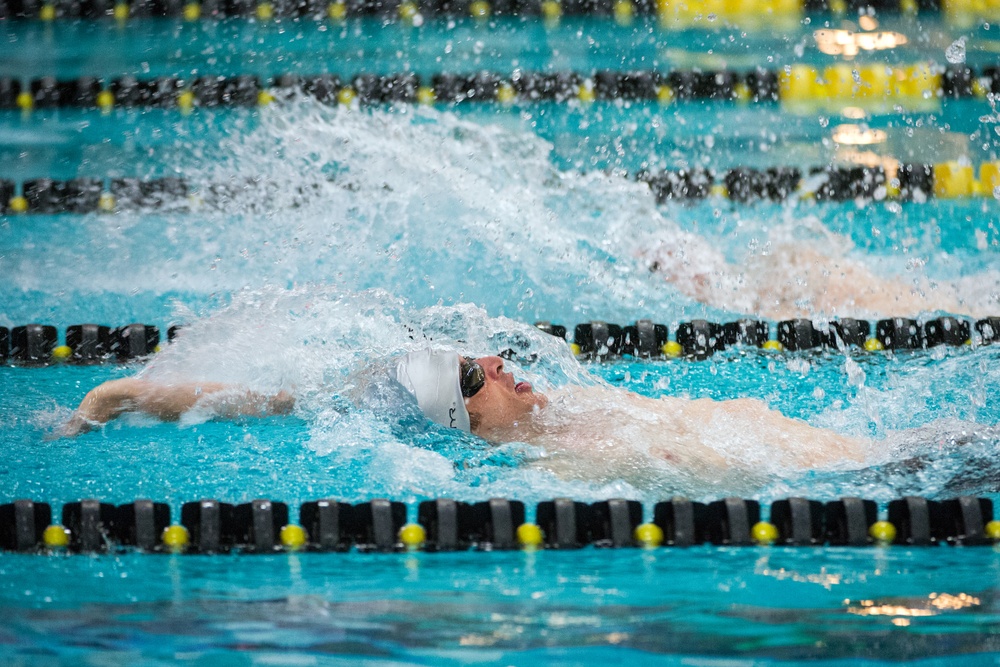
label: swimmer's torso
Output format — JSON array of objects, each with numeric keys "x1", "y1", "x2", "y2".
[{"x1": 486, "y1": 385, "x2": 868, "y2": 495}]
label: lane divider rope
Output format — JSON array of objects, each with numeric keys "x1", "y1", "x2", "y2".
[
  {"x1": 0, "y1": 63, "x2": 992, "y2": 115},
  {"x1": 2, "y1": 495, "x2": 997, "y2": 554},
  {"x1": 550, "y1": 316, "x2": 999, "y2": 358},
  {"x1": 1, "y1": 0, "x2": 989, "y2": 23},
  {"x1": 1, "y1": 316, "x2": 997, "y2": 364},
  {"x1": 1, "y1": 158, "x2": 998, "y2": 216}
]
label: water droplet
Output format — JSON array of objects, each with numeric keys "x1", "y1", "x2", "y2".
[{"x1": 946, "y1": 36, "x2": 966, "y2": 64}]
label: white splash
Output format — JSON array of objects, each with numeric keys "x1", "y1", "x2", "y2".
[
  {"x1": 124, "y1": 286, "x2": 1000, "y2": 501},
  {"x1": 2, "y1": 102, "x2": 997, "y2": 326}
]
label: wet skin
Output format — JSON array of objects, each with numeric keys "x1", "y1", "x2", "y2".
[
  {"x1": 62, "y1": 379, "x2": 294, "y2": 436},
  {"x1": 64, "y1": 355, "x2": 539, "y2": 439},
  {"x1": 462, "y1": 355, "x2": 548, "y2": 438}
]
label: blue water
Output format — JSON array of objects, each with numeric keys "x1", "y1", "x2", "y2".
[
  {"x1": 4, "y1": 10, "x2": 1000, "y2": 665},
  {"x1": 2, "y1": 549, "x2": 1000, "y2": 665}
]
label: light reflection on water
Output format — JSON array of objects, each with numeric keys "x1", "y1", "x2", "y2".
[{"x1": 1, "y1": 548, "x2": 999, "y2": 663}]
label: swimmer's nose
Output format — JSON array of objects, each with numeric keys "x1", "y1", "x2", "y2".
[{"x1": 475, "y1": 356, "x2": 505, "y2": 379}]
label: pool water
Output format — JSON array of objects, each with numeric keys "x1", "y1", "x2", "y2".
[
  {"x1": 3, "y1": 333, "x2": 1000, "y2": 664},
  {"x1": 3, "y1": 8, "x2": 1000, "y2": 665},
  {"x1": 3, "y1": 548, "x2": 1000, "y2": 665}
]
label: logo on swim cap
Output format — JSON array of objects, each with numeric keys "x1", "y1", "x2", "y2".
[{"x1": 391, "y1": 349, "x2": 471, "y2": 433}]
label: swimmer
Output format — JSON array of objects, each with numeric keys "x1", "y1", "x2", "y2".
[
  {"x1": 641, "y1": 232, "x2": 1000, "y2": 320},
  {"x1": 62, "y1": 349, "x2": 868, "y2": 492}
]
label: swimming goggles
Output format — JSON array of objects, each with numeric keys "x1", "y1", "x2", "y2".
[{"x1": 459, "y1": 358, "x2": 486, "y2": 398}]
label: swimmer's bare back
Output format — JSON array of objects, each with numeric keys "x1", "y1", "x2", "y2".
[
  {"x1": 642, "y1": 240, "x2": 985, "y2": 320},
  {"x1": 62, "y1": 378, "x2": 295, "y2": 437}
]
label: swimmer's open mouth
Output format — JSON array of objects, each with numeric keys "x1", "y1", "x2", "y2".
[{"x1": 515, "y1": 381, "x2": 532, "y2": 394}]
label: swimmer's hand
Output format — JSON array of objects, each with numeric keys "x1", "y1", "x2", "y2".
[
  {"x1": 56, "y1": 379, "x2": 137, "y2": 438},
  {"x1": 57, "y1": 414, "x2": 98, "y2": 438},
  {"x1": 266, "y1": 390, "x2": 296, "y2": 416}
]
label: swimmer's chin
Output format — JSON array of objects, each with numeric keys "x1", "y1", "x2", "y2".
[{"x1": 473, "y1": 402, "x2": 548, "y2": 443}]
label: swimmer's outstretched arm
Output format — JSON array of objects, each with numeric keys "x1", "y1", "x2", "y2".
[{"x1": 62, "y1": 378, "x2": 295, "y2": 437}]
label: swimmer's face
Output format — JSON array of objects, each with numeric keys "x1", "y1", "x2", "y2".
[{"x1": 462, "y1": 355, "x2": 547, "y2": 436}]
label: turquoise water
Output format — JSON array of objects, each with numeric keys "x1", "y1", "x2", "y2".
[
  {"x1": 3, "y1": 10, "x2": 1000, "y2": 665},
  {"x1": 2, "y1": 549, "x2": 1000, "y2": 665}
]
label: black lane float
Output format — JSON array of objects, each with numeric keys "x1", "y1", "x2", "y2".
[
  {"x1": 1, "y1": 495, "x2": 997, "y2": 554},
  {"x1": 0, "y1": 323, "x2": 172, "y2": 363},
  {"x1": 3, "y1": 155, "x2": 998, "y2": 217},
  {"x1": 0, "y1": 0, "x2": 978, "y2": 21},
  {"x1": 562, "y1": 316, "x2": 999, "y2": 360},
  {"x1": 0, "y1": 63, "x2": 996, "y2": 113},
  {"x1": 1, "y1": 317, "x2": 998, "y2": 364}
]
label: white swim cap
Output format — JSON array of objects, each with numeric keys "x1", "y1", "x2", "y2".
[{"x1": 391, "y1": 349, "x2": 471, "y2": 432}]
